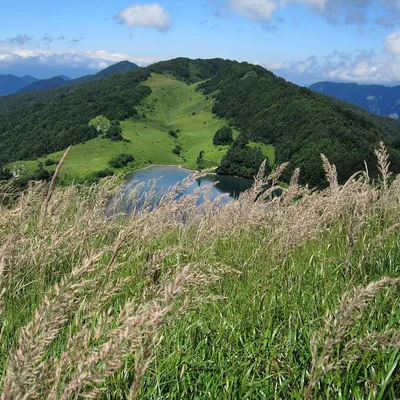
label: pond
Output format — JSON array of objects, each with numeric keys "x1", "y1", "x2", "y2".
[{"x1": 114, "y1": 166, "x2": 252, "y2": 212}]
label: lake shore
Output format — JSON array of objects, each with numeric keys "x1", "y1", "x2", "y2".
[{"x1": 123, "y1": 164, "x2": 252, "y2": 182}]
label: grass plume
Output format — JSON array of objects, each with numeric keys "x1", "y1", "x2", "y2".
[{"x1": 0, "y1": 142, "x2": 399, "y2": 398}]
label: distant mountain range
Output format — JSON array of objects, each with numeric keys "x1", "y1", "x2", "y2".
[
  {"x1": 17, "y1": 76, "x2": 71, "y2": 94},
  {"x1": 0, "y1": 74, "x2": 38, "y2": 96},
  {"x1": 309, "y1": 81, "x2": 400, "y2": 119},
  {"x1": 0, "y1": 61, "x2": 140, "y2": 96}
]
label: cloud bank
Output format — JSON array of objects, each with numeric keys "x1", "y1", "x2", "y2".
[
  {"x1": 266, "y1": 29, "x2": 400, "y2": 85},
  {"x1": 0, "y1": 45, "x2": 160, "y2": 78}
]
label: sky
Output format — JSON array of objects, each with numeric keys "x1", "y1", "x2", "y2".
[{"x1": 1, "y1": 0, "x2": 400, "y2": 85}]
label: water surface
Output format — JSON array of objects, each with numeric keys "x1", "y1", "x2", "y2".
[{"x1": 117, "y1": 166, "x2": 252, "y2": 211}]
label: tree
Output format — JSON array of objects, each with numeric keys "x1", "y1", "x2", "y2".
[
  {"x1": 105, "y1": 124, "x2": 123, "y2": 141},
  {"x1": 217, "y1": 144, "x2": 268, "y2": 179},
  {"x1": 89, "y1": 116, "x2": 110, "y2": 134},
  {"x1": 108, "y1": 153, "x2": 134, "y2": 168},
  {"x1": 173, "y1": 144, "x2": 182, "y2": 155},
  {"x1": 196, "y1": 150, "x2": 205, "y2": 170},
  {"x1": 213, "y1": 126, "x2": 233, "y2": 145}
]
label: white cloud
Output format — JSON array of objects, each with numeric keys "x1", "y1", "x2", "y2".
[
  {"x1": 229, "y1": 0, "x2": 277, "y2": 21},
  {"x1": 384, "y1": 29, "x2": 400, "y2": 59},
  {"x1": 3, "y1": 34, "x2": 33, "y2": 45},
  {"x1": 0, "y1": 45, "x2": 160, "y2": 73},
  {"x1": 116, "y1": 3, "x2": 171, "y2": 33},
  {"x1": 264, "y1": 34, "x2": 400, "y2": 85},
  {"x1": 223, "y1": 0, "x2": 398, "y2": 25}
]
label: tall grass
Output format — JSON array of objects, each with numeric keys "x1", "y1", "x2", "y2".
[{"x1": 0, "y1": 143, "x2": 400, "y2": 399}]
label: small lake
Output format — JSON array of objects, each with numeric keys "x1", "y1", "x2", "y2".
[{"x1": 115, "y1": 166, "x2": 252, "y2": 211}]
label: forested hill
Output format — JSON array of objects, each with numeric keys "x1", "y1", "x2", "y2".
[
  {"x1": 0, "y1": 69, "x2": 153, "y2": 163},
  {"x1": 198, "y1": 63, "x2": 400, "y2": 186},
  {"x1": 71, "y1": 60, "x2": 141, "y2": 84},
  {"x1": 0, "y1": 57, "x2": 400, "y2": 187},
  {"x1": 17, "y1": 76, "x2": 69, "y2": 94},
  {"x1": 309, "y1": 81, "x2": 400, "y2": 118},
  {"x1": 0, "y1": 58, "x2": 235, "y2": 166},
  {"x1": 0, "y1": 74, "x2": 38, "y2": 96}
]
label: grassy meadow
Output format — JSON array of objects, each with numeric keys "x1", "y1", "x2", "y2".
[
  {"x1": 0, "y1": 144, "x2": 399, "y2": 398},
  {"x1": 7, "y1": 73, "x2": 274, "y2": 183}
]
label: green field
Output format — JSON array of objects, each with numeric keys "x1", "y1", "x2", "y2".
[{"x1": 8, "y1": 74, "x2": 274, "y2": 183}]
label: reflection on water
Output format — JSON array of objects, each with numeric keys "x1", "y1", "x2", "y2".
[{"x1": 112, "y1": 166, "x2": 253, "y2": 213}]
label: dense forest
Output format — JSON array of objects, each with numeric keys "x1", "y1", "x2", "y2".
[
  {"x1": 198, "y1": 63, "x2": 400, "y2": 186},
  {"x1": 1, "y1": 57, "x2": 400, "y2": 187}
]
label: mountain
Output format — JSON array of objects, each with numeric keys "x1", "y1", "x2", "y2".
[
  {"x1": 0, "y1": 58, "x2": 400, "y2": 187},
  {"x1": 5, "y1": 61, "x2": 139, "y2": 96},
  {"x1": 0, "y1": 74, "x2": 39, "y2": 96},
  {"x1": 21, "y1": 75, "x2": 38, "y2": 85},
  {"x1": 72, "y1": 60, "x2": 141, "y2": 84},
  {"x1": 17, "y1": 76, "x2": 70, "y2": 94},
  {"x1": 309, "y1": 81, "x2": 400, "y2": 119},
  {"x1": 0, "y1": 64, "x2": 97, "y2": 80},
  {"x1": 57, "y1": 75, "x2": 71, "y2": 81}
]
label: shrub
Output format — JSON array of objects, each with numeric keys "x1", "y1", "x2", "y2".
[
  {"x1": 0, "y1": 166, "x2": 12, "y2": 181},
  {"x1": 213, "y1": 126, "x2": 234, "y2": 146},
  {"x1": 84, "y1": 168, "x2": 114, "y2": 184},
  {"x1": 32, "y1": 162, "x2": 51, "y2": 181},
  {"x1": 105, "y1": 124, "x2": 123, "y2": 142},
  {"x1": 168, "y1": 130, "x2": 178, "y2": 138},
  {"x1": 44, "y1": 159, "x2": 57, "y2": 166},
  {"x1": 109, "y1": 153, "x2": 134, "y2": 169},
  {"x1": 173, "y1": 145, "x2": 182, "y2": 155}
]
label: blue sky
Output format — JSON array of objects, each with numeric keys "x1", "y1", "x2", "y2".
[{"x1": 1, "y1": 0, "x2": 400, "y2": 84}]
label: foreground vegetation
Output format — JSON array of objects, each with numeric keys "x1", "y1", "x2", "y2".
[{"x1": 0, "y1": 144, "x2": 399, "y2": 398}]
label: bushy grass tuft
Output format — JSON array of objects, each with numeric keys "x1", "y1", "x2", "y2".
[{"x1": 0, "y1": 144, "x2": 400, "y2": 398}]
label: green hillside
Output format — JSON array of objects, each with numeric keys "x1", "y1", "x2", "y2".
[
  {"x1": 9, "y1": 73, "x2": 268, "y2": 183},
  {"x1": 8, "y1": 73, "x2": 275, "y2": 183},
  {"x1": 1, "y1": 57, "x2": 400, "y2": 186},
  {"x1": 199, "y1": 63, "x2": 400, "y2": 186}
]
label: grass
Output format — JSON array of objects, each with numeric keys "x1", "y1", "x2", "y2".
[
  {"x1": 7, "y1": 74, "x2": 274, "y2": 183},
  {"x1": 1, "y1": 144, "x2": 400, "y2": 398}
]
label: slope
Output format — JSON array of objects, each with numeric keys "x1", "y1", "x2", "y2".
[
  {"x1": 17, "y1": 76, "x2": 69, "y2": 94},
  {"x1": 0, "y1": 58, "x2": 237, "y2": 170},
  {"x1": 0, "y1": 74, "x2": 38, "y2": 96},
  {"x1": 199, "y1": 63, "x2": 400, "y2": 186},
  {"x1": 310, "y1": 81, "x2": 400, "y2": 118},
  {"x1": 8, "y1": 73, "x2": 270, "y2": 183},
  {"x1": 71, "y1": 60, "x2": 141, "y2": 84},
  {"x1": 0, "y1": 69, "x2": 152, "y2": 165}
]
